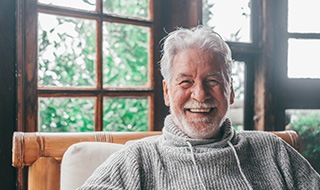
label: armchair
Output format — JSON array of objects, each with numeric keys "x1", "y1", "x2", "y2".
[{"x1": 12, "y1": 130, "x2": 299, "y2": 190}]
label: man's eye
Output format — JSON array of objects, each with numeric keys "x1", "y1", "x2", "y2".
[
  {"x1": 207, "y1": 80, "x2": 219, "y2": 86},
  {"x1": 181, "y1": 80, "x2": 191, "y2": 84},
  {"x1": 179, "y1": 80, "x2": 192, "y2": 87}
]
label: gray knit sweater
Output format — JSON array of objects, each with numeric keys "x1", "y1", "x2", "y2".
[{"x1": 79, "y1": 115, "x2": 320, "y2": 190}]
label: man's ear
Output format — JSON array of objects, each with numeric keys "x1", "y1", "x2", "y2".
[{"x1": 162, "y1": 80, "x2": 170, "y2": 107}]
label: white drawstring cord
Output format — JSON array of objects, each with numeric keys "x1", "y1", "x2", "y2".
[
  {"x1": 186, "y1": 141, "x2": 206, "y2": 190},
  {"x1": 227, "y1": 141, "x2": 253, "y2": 190}
]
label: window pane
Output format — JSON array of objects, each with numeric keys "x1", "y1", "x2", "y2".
[
  {"x1": 39, "y1": 97, "x2": 95, "y2": 132},
  {"x1": 228, "y1": 61, "x2": 246, "y2": 130},
  {"x1": 103, "y1": 0, "x2": 150, "y2": 19},
  {"x1": 285, "y1": 109, "x2": 320, "y2": 173},
  {"x1": 203, "y1": 0, "x2": 251, "y2": 42},
  {"x1": 38, "y1": 0, "x2": 96, "y2": 11},
  {"x1": 232, "y1": 61, "x2": 246, "y2": 100},
  {"x1": 288, "y1": 39, "x2": 320, "y2": 79},
  {"x1": 288, "y1": 0, "x2": 320, "y2": 33},
  {"x1": 103, "y1": 23, "x2": 149, "y2": 87},
  {"x1": 103, "y1": 97, "x2": 149, "y2": 131},
  {"x1": 38, "y1": 13, "x2": 96, "y2": 87}
]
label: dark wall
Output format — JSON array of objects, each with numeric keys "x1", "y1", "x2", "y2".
[{"x1": 0, "y1": 0, "x2": 16, "y2": 189}]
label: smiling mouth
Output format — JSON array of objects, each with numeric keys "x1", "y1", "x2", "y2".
[{"x1": 187, "y1": 108, "x2": 213, "y2": 113}]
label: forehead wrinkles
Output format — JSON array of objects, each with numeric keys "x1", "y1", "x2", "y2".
[
  {"x1": 175, "y1": 49, "x2": 226, "y2": 68},
  {"x1": 171, "y1": 49, "x2": 230, "y2": 82},
  {"x1": 175, "y1": 73, "x2": 192, "y2": 80}
]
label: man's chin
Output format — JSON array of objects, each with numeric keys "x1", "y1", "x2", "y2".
[
  {"x1": 170, "y1": 113, "x2": 224, "y2": 138},
  {"x1": 184, "y1": 114, "x2": 228, "y2": 137},
  {"x1": 183, "y1": 127, "x2": 219, "y2": 139},
  {"x1": 180, "y1": 120, "x2": 220, "y2": 139}
]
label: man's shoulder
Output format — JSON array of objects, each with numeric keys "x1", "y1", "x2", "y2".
[
  {"x1": 123, "y1": 134, "x2": 162, "y2": 150},
  {"x1": 233, "y1": 131, "x2": 287, "y2": 154},
  {"x1": 238, "y1": 130, "x2": 277, "y2": 136},
  {"x1": 108, "y1": 135, "x2": 162, "y2": 162},
  {"x1": 237, "y1": 130, "x2": 282, "y2": 144},
  {"x1": 127, "y1": 134, "x2": 162, "y2": 144}
]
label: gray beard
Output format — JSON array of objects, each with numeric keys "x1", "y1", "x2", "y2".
[{"x1": 170, "y1": 108, "x2": 226, "y2": 139}]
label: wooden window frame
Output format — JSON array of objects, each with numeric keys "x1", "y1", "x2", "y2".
[{"x1": 270, "y1": 0, "x2": 320, "y2": 129}]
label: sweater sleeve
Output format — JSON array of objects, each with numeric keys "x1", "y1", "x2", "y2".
[
  {"x1": 275, "y1": 137, "x2": 320, "y2": 190},
  {"x1": 77, "y1": 146, "x2": 142, "y2": 190}
]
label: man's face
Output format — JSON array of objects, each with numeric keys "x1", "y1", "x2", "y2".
[{"x1": 163, "y1": 48, "x2": 234, "y2": 139}]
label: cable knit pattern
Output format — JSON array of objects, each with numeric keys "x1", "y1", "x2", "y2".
[{"x1": 78, "y1": 115, "x2": 320, "y2": 190}]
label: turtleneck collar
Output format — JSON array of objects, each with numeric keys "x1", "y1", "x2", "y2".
[
  {"x1": 162, "y1": 114, "x2": 237, "y2": 148},
  {"x1": 161, "y1": 115, "x2": 252, "y2": 190}
]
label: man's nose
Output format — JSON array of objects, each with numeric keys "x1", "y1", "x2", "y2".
[{"x1": 191, "y1": 82, "x2": 210, "y2": 102}]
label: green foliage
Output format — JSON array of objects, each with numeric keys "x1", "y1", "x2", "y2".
[
  {"x1": 103, "y1": 0, "x2": 148, "y2": 18},
  {"x1": 103, "y1": 23, "x2": 149, "y2": 87},
  {"x1": 39, "y1": 98, "x2": 95, "y2": 132},
  {"x1": 103, "y1": 98, "x2": 149, "y2": 132},
  {"x1": 289, "y1": 112, "x2": 320, "y2": 159},
  {"x1": 38, "y1": 14, "x2": 96, "y2": 87}
]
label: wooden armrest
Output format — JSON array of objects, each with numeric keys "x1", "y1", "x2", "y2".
[{"x1": 270, "y1": 130, "x2": 300, "y2": 150}]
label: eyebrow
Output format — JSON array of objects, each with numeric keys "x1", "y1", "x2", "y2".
[
  {"x1": 174, "y1": 74, "x2": 193, "y2": 82},
  {"x1": 174, "y1": 71, "x2": 223, "y2": 81},
  {"x1": 176, "y1": 73, "x2": 192, "y2": 78},
  {"x1": 207, "y1": 71, "x2": 222, "y2": 77}
]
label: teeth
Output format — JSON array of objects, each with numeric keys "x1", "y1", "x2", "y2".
[{"x1": 189, "y1": 108, "x2": 211, "y2": 113}]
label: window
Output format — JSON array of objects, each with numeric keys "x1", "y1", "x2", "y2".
[
  {"x1": 17, "y1": 0, "x2": 158, "y2": 132},
  {"x1": 203, "y1": 0, "x2": 251, "y2": 43},
  {"x1": 202, "y1": 0, "x2": 257, "y2": 129},
  {"x1": 287, "y1": 0, "x2": 320, "y2": 79},
  {"x1": 288, "y1": 39, "x2": 320, "y2": 79},
  {"x1": 228, "y1": 61, "x2": 246, "y2": 131}
]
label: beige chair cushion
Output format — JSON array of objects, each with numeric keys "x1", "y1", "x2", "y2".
[{"x1": 60, "y1": 142, "x2": 124, "y2": 190}]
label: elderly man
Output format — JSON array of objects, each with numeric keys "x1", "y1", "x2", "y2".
[{"x1": 79, "y1": 26, "x2": 320, "y2": 190}]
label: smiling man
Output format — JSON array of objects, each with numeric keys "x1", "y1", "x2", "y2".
[
  {"x1": 78, "y1": 26, "x2": 320, "y2": 190},
  {"x1": 163, "y1": 48, "x2": 233, "y2": 140}
]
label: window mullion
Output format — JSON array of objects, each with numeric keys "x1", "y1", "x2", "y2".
[
  {"x1": 96, "y1": 1, "x2": 103, "y2": 131},
  {"x1": 95, "y1": 95, "x2": 103, "y2": 131},
  {"x1": 22, "y1": 0, "x2": 38, "y2": 132}
]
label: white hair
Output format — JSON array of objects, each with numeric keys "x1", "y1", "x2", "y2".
[{"x1": 160, "y1": 26, "x2": 233, "y2": 83}]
